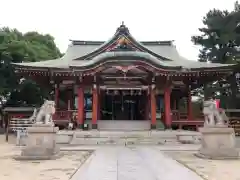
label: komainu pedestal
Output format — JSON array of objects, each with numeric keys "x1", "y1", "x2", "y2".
[
  {"x1": 196, "y1": 127, "x2": 239, "y2": 159},
  {"x1": 14, "y1": 124, "x2": 60, "y2": 160}
]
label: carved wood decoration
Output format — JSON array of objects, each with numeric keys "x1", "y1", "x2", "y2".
[
  {"x1": 112, "y1": 65, "x2": 138, "y2": 73},
  {"x1": 107, "y1": 36, "x2": 139, "y2": 52}
]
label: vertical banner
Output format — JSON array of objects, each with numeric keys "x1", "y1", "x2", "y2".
[{"x1": 215, "y1": 99, "x2": 220, "y2": 109}]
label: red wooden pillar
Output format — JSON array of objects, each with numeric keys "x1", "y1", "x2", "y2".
[
  {"x1": 78, "y1": 86, "x2": 84, "y2": 128},
  {"x1": 98, "y1": 89, "x2": 101, "y2": 120},
  {"x1": 164, "y1": 84, "x2": 172, "y2": 129},
  {"x1": 54, "y1": 83, "x2": 59, "y2": 109},
  {"x1": 150, "y1": 85, "x2": 156, "y2": 129},
  {"x1": 92, "y1": 84, "x2": 98, "y2": 129},
  {"x1": 187, "y1": 85, "x2": 193, "y2": 120}
]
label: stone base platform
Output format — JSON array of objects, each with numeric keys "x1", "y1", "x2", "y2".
[
  {"x1": 15, "y1": 124, "x2": 60, "y2": 160},
  {"x1": 195, "y1": 151, "x2": 239, "y2": 160},
  {"x1": 13, "y1": 152, "x2": 62, "y2": 161},
  {"x1": 196, "y1": 127, "x2": 239, "y2": 160},
  {"x1": 56, "y1": 130, "x2": 201, "y2": 146}
]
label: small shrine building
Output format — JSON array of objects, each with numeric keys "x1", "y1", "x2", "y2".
[{"x1": 12, "y1": 23, "x2": 234, "y2": 130}]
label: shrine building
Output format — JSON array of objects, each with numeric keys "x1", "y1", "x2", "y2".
[{"x1": 12, "y1": 23, "x2": 234, "y2": 130}]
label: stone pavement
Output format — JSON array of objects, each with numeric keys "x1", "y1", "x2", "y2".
[
  {"x1": 71, "y1": 146, "x2": 203, "y2": 180},
  {"x1": 165, "y1": 151, "x2": 240, "y2": 180},
  {"x1": 0, "y1": 135, "x2": 92, "y2": 180}
]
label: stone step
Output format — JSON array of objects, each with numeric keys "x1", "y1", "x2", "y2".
[
  {"x1": 70, "y1": 131, "x2": 198, "y2": 138},
  {"x1": 56, "y1": 130, "x2": 200, "y2": 145},
  {"x1": 98, "y1": 121, "x2": 151, "y2": 131},
  {"x1": 69, "y1": 137, "x2": 181, "y2": 145}
]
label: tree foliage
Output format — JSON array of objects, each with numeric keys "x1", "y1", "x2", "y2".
[
  {"x1": 0, "y1": 27, "x2": 62, "y2": 106},
  {"x1": 191, "y1": 1, "x2": 240, "y2": 108},
  {"x1": 5, "y1": 80, "x2": 49, "y2": 106},
  {"x1": 192, "y1": 1, "x2": 240, "y2": 64}
]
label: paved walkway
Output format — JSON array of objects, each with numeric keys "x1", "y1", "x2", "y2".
[{"x1": 71, "y1": 147, "x2": 203, "y2": 180}]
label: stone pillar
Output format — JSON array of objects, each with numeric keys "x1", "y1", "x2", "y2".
[
  {"x1": 54, "y1": 83, "x2": 59, "y2": 109},
  {"x1": 92, "y1": 84, "x2": 98, "y2": 129},
  {"x1": 187, "y1": 85, "x2": 193, "y2": 120},
  {"x1": 77, "y1": 86, "x2": 84, "y2": 129},
  {"x1": 14, "y1": 124, "x2": 60, "y2": 160},
  {"x1": 150, "y1": 85, "x2": 156, "y2": 129},
  {"x1": 164, "y1": 84, "x2": 172, "y2": 129},
  {"x1": 196, "y1": 127, "x2": 239, "y2": 159}
]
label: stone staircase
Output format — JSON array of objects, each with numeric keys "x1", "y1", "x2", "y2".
[
  {"x1": 97, "y1": 120, "x2": 151, "y2": 131},
  {"x1": 56, "y1": 130, "x2": 201, "y2": 146}
]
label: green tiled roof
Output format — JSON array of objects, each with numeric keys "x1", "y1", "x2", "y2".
[
  {"x1": 13, "y1": 42, "x2": 234, "y2": 70},
  {"x1": 13, "y1": 24, "x2": 235, "y2": 71}
]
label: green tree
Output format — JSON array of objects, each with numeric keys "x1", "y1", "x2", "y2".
[
  {"x1": 192, "y1": 8, "x2": 240, "y2": 63},
  {"x1": 0, "y1": 27, "x2": 62, "y2": 106},
  {"x1": 191, "y1": 1, "x2": 240, "y2": 108}
]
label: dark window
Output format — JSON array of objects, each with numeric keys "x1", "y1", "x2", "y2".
[
  {"x1": 156, "y1": 95, "x2": 164, "y2": 111},
  {"x1": 84, "y1": 93, "x2": 92, "y2": 111}
]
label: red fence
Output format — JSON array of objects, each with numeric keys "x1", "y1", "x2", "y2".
[
  {"x1": 52, "y1": 110, "x2": 78, "y2": 126},
  {"x1": 171, "y1": 110, "x2": 204, "y2": 130}
]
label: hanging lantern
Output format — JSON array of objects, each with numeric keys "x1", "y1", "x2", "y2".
[
  {"x1": 236, "y1": 72, "x2": 240, "y2": 81},
  {"x1": 236, "y1": 73, "x2": 240, "y2": 87},
  {"x1": 114, "y1": 90, "x2": 118, "y2": 95},
  {"x1": 130, "y1": 90, "x2": 133, "y2": 96},
  {"x1": 138, "y1": 90, "x2": 142, "y2": 96}
]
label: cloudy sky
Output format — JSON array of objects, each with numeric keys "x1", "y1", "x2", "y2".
[{"x1": 0, "y1": 0, "x2": 237, "y2": 60}]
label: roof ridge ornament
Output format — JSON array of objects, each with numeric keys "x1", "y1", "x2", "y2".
[{"x1": 116, "y1": 21, "x2": 129, "y2": 35}]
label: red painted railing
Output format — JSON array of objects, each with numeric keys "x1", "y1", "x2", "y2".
[
  {"x1": 52, "y1": 110, "x2": 76, "y2": 120},
  {"x1": 9, "y1": 114, "x2": 32, "y2": 119},
  {"x1": 171, "y1": 110, "x2": 204, "y2": 130}
]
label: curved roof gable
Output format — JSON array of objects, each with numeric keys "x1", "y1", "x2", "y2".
[
  {"x1": 70, "y1": 51, "x2": 182, "y2": 70},
  {"x1": 12, "y1": 23, "x2": 235, "y2": 72},
  {"x1": 74, "y1": 23, "x2": 171, "y2": 61}
]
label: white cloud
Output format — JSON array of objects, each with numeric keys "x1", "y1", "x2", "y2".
[{"x1": 0, "y1": 0, "x2": 237, "y2": 60}]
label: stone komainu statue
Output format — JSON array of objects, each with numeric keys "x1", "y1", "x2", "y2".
[
  {"x1": 34, "y1": 100, "x2": 56, "y2": 125},
  {"x1": 203, "y1": 100, "x2": 228, "y2": 127}
]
